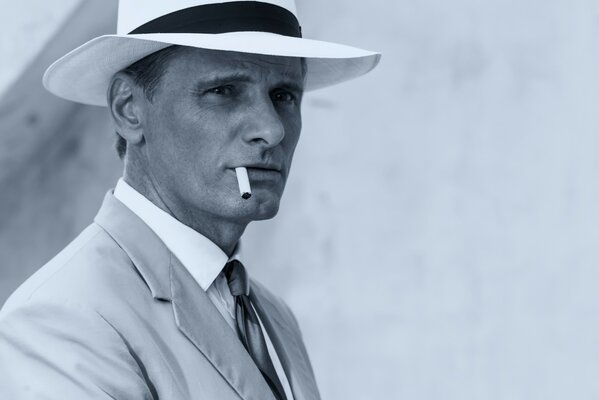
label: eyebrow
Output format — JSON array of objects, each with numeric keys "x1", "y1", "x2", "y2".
[
  {"x1": 193, "y1": 72, "x2": 252, "y2": 88},
  {"x1": 275, "y1": 80, "x2": 304, "y2": 94},
  {"x1": 193, "y1": 71, "x2": 304, "y2": 93}
]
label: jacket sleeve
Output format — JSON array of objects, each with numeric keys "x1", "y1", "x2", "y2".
[{"x1": 0, "y1": 298, "x2": 155, "y2": 400}]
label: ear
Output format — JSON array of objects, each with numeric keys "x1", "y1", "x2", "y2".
[{"x1": 107, "y1": 72, "x2": 145, "y2": 145}]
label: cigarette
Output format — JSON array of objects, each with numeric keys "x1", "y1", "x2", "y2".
[{"x1": 235, "y1": 167, "x2": 252, "y2": 199}]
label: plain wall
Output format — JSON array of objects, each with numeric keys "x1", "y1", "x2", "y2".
[{"x1": 2, "y1": 0, "x2": 599, "y2": 399}]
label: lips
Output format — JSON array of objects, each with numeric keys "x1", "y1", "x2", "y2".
[
  {"x1": 229, "y1": 162, "x2": 284, "y2": 183},
  {"x1": 243, "y1": 163, "x2": 282, "y2": 172},
  {"x1": 245, "y1": 166, "x2": 282, "y2": 181}
]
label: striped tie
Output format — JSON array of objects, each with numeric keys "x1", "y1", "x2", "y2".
[{"x1": 224, "y1": 260, "x2": 287, "y2": 400}]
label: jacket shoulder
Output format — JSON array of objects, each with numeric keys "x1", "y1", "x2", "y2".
[
  {"x1": 1, "y1": 222, "x2": 145, "y2": 316},
  {"x1": 0, "y1": 222, "x2": 159, "y2": 398},
  {"x1": 0, "y1": 289, "x2": 155, "y2": 399}
]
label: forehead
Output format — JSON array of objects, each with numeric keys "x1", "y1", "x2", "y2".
[{"x1": 162, "y1": 47, "x2": 304, "y2": 84}]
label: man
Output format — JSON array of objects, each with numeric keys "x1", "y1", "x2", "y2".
[{"x1": 0, "y1": 1, "x2": 380, "y2": 399}]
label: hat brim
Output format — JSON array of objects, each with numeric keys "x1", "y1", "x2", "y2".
[{"x1": 43, "y1": 32, "x2": 381, "y2": 106}]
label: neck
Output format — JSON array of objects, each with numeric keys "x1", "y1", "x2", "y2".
[{"x1": 123, "y1": 161, "x2": 246, "y2": 257}]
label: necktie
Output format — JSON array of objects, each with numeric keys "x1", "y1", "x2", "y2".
[{"x1": 224, "y1": 260, "x2": 288, "y2": 400}]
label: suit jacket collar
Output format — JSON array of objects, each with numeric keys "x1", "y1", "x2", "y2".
[
  {"x1": 169, "y1": 255, "x2": 277, "y2": 400},
  {"x1": 94, "y1": 192, "x2": 275, "y2": 399},
  {"x1": 113, "y1": 178, "x2": 234, "y2": 291},
  {"x1": 94, "y1": 192, "x2": 319, "y2": 400},
  {"x1": 94, "y1": 191, "x2": 171, "y2": 300}
]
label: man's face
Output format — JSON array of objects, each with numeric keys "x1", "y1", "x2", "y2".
[{"x1": 137, "y1": 48, "x2": 304, "y2": 224}]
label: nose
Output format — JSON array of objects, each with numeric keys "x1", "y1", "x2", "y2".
[{"x1": 241, "y1": 94, "x2": 285, "y2": 148}]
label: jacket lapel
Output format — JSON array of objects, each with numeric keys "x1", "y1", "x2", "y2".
[
  {"x1": 250, "y1": 282, "x2": 322, "y2": 400},
  {"x1": 169, "y1": 256, "x2": 276, "y2": 400},
  {"x1": 94, "y1": 192, "x2": 276, "y2": 400}
]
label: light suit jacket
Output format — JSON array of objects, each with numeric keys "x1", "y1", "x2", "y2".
[{"x1": 0, "y1": 193, "x2": 321, "y2": 400}]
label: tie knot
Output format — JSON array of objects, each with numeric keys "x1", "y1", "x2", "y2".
[{"x1": 224, "y1": 260, "x2": 250, "y2": 297}]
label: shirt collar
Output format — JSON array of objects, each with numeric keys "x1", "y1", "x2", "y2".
[{"x1": 113, "y1": 178, "x2": 241, "y2": 291}]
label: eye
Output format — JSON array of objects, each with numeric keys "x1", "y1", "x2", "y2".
[
  {"x1": 271, "y1": 90, "x2": 296, "y2": 103},
  {"x1": 206, "y1": 85, "x2": 234, "y2": 96}
]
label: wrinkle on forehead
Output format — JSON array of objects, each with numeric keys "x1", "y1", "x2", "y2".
[
  {"x1": 177, "y1": 47, "x2": 305, "y2": 83},
  {"x1": 228, "y1": 58, "x2": 304, "y2": 82}
]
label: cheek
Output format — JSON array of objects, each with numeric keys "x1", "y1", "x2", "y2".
[
  {"x1": 143, "y1": 110, "x2": 203, "y2": 176},
  {"x1": 283, "y1": 112, "x2": 302, "y2": 153},
  {"x1": 150, "y1": 104, "x2": 203, "y2": 150}
]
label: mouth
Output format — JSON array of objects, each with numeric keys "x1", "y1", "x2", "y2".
[
  {"x1": 231, "y1": 164, "x2": 284, "y2": 185},
  {"x1": 243, "y1": 163, "x2": 283, "y2": 172},
  {"x1": 245, "y1": 167, "x2": 283, "y2": 181}
]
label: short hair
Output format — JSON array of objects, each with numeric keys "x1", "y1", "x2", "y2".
[{"x1": 114, "y1": 45, "x2": 185, "y2": 159}]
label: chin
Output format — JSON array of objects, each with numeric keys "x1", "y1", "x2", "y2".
[
  {"x1": 251, "y1": 201, "x2": 280, "y2": 221},
  {"x1": 243, "y1": 194, "x2": 281, "y2": 221},
  {"x1": 251, "y1": 209, "x2": 279, "y2": 221}
]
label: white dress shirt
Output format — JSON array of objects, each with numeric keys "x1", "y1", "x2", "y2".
[{"x1": 114, "y1": 178, "x2": 293, "y2": 400}]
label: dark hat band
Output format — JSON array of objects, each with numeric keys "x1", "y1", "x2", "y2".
[{"x1": 129, "y1": 1, "x2": 302, "y2": 38}]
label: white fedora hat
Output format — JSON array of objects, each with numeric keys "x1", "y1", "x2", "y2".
[{"x1": 43, "y1": 0, "x2": 381, "y2": 107}]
